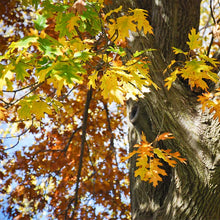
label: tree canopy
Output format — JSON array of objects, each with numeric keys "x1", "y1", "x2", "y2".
[{"x1": 0, "y1": 0, "x2": 219, "y2": 219}]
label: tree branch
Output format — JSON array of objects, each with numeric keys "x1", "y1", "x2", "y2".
[
  {"x1": 103, "y1": 102, "x2": 121, "y2": 219},
  {"x1": 2, "y1": 82, "x2": 38, "y2": 93},
  {"x1": 210, "y1": 0, "x2": 216, "y2": 25},
  {"x1": 207, "y1": 0, "x2": 215, "y2": 56},
  {"x1": 4, "y1": 120, "x2": 34, "y2": 150},
  {"x1": 63, "y1": 126, "x2": 82, "y2": 153},
  {"x1": 65, "y1": 87, "x2": 93, "y2": 220},
  {"x1": 32, "y1": 126, "x2": 82, "y2": 158},
  {"x1": 103, "y1": 103, "x2": 114, "y2": 150},
  {"x1": 5, "y1": 81, "x2": 44, "y2": 109}
]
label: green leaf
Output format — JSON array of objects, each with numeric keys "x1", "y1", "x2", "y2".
[
  {"x1": 5, "y1": 78, "x2": 13, "y2": 91},
  {"x1": 32, "y1": 0, "x2": 41, "y2": 10},
  {"x1": 21, "y1": 0, "x2": 40, "y2": 10},
  {"x1": 53, "y1": 62, "x2": 83, "y2": 84},
  {"x1": 133, "y1": 50, "x2": 145, "y2": 57},
  {"x1": 42, "y1": 1, "x2": 69, "y2": 13},
  {"x1": 18, "y1": 96, "x2": 52, "y2": 120},
  {"x1": 37, "y1": 38, "x2": 62, "y2": 58},
  {"x1": 14, "y1": 62, "x2": 30, "y2": 81},
  {"x1": 73, "y1": 50, "x2": 94, "y2": 61},
  {"x1": 9, "y1": 36, "x2": 38, "y2": 51},
  {"x1": 79, "y1": 4, "x2": 101, "y2": 35},
  {"x1": 106, "y1": 46, "x2": 126, "y2": 56},
  {"x1": 18, "y1": 100, "x2": 32, "y2": 120},
  {"x1": 55, "y1": 13, "x2": 73, "y2": 38},
  {"x1": 34, "y1": 14, "x2": 48, "y2": 31}
]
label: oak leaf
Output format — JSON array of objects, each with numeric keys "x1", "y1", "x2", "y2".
[
  {"x1": 122, "y1": 133, "x2": 186, "y2": 187},
  {"x1": 187, "y1": 28, "x2": 202, "y2": 50},
  {"x1": 31, "y1": 100, "x2": 53, "y2": 120}
]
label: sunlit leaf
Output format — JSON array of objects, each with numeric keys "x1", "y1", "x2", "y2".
[
  {"x1": 31, "y1": 100, "x2": 53, "y2": 120},
  {"x1": 34, "y1": 14, "x2": 48, "y2": 31},
  {"x1": 187, "y1": 28, "x2": 202, "y2": 50}
]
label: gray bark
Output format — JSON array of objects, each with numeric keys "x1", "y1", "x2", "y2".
[{"x1": 118, "y1": 0, "x2": 220, "y2": 219}]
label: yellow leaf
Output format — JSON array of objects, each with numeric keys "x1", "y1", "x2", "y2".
[
  {"x1": 199, "y1": 54, "x2": 220, "y2": 68},
  {"x1": 164, "y1": 68, "x2": 179, "y2": 90},
  {"x1": 36, "y1": 64, "x2": 55, "y2": 82},
  {"x1": 134, "y1": 157, "x2": 167, "y2": 187},
  {"x1": 153, "y1": 148, "x2": 177, "y2": 167},
  {"x1": 88, "y1": 70, "x2": 98, "y2": 89},
  {"x1": 0, "y1": 64, "x2": 14, "y2": 91},
  {"x1": 104, "y1": 5, "x2": 122, "y2": 20},
  {"x1": 17, "y1": 100, "x2": 32, "y2": 120},
  {"x1": 0, "y1": 106, "x2": 7, "y2": 120},
  {"x1": 163, "y1": 60, "x2": 176, "y2": 75},
  {"x1": 117, "y1": 16, "x2": 136, "y2": 38},
  {"x1": 31, "y1": 100, "x2": 52, "y2": 120},
  {"x1": 67, "y1": 16, "x2": 80, "y2": 32},
  {"x1": 135, "y1": 165, "x2": 148, "y2": 180},
  {"x1": 47, "y1": 75, "x2": 65, "y2": 97},
  {"x1": 172, "y1": 47, "x2": 187, "y2": 55},
  {"x1": 100, "y1": 71, "x2": 125, "y2": 104},
  {"x1": 187, "y1": 28, "x2": 202, "y2": 50},
  {"x1": 181, "y1": 60, "x2": 217, "y2": 90},
  {"x1": 131, "y1": 9, "x2": 153, "y2": 35}
]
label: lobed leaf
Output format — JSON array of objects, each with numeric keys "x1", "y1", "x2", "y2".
[{"x1": 187, "y1": 28, "x2": 202, "y2": 50}]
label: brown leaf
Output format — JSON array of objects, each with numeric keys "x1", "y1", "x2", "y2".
[{"x1": 69, "y1": 0, "x2": 87, "y2": 15}]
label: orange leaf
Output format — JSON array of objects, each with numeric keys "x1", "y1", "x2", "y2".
[{"x1": 156, "y1": 132, "x2": 175, "y2": 141}]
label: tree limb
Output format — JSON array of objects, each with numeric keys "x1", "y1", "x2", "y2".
[{"x1": 65, "y1": 87, "x2": 93, "y2": 219}]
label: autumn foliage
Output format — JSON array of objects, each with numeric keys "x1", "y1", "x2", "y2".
[{"x1": 0, "y1": 0, "x2": 220, "y2": 219}]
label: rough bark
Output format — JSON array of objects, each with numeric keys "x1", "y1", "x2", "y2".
[{"x1": 117, "y1": 0, "x2": 220, "y2": 219}]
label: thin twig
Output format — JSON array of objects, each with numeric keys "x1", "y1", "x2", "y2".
[
  {"x1": 103, "y1": 103, "x2": 114, "y2": 149},
  {"x1": 0, "y1": 98, "x2": 9, "y2": 105},
  {"x1": 210, "y1": 0, "x2": 216, "y2": 25},
  {"x1": 5, "y1": 82, "x2": 44, "y2": 109},
  {"x1": 207, "y1": 0, "x2": 216, "y2": 56},
  {"x1": 32, "y1": 149, "x2": 63, "y2": 160},
  {"x1": 5, "y1": 136, "x2": 21, "y2": 150},
  {"x1": 32, "y1": 126, "x2": 82, "y2": 158},
  {"x1": 103, "y1": 102, "x2": 121, "y2": 219},
  {"x1": 4, "y1": 121, "x2": 34, "y2": 150},
  {"x1": 2, "y1": 82, "x2": 38, "y2": 93},
  {"x1": 207, "y1": 35, "x2": 214, "y2": 57},
  {"x1": 60, "y1": 87, "x2": 75, "y2": 100},
  {"x1": 63, "y1": 126, "x2": 82, "y2": 153}
]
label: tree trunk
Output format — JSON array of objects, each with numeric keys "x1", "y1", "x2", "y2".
[{"x1": 122, "y1": 0, "x2": 220, "y2": 219}]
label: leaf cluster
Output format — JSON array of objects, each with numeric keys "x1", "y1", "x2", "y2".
[
  {"x1": 122, "y1": 133, "x2": 186, "y2": 187},
  {"x1": 164, "y1": 28, "x2": 220, "y2": 121},
  {"x1": 165, "y1": 28, "x2": 220, "y2": 91}
]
